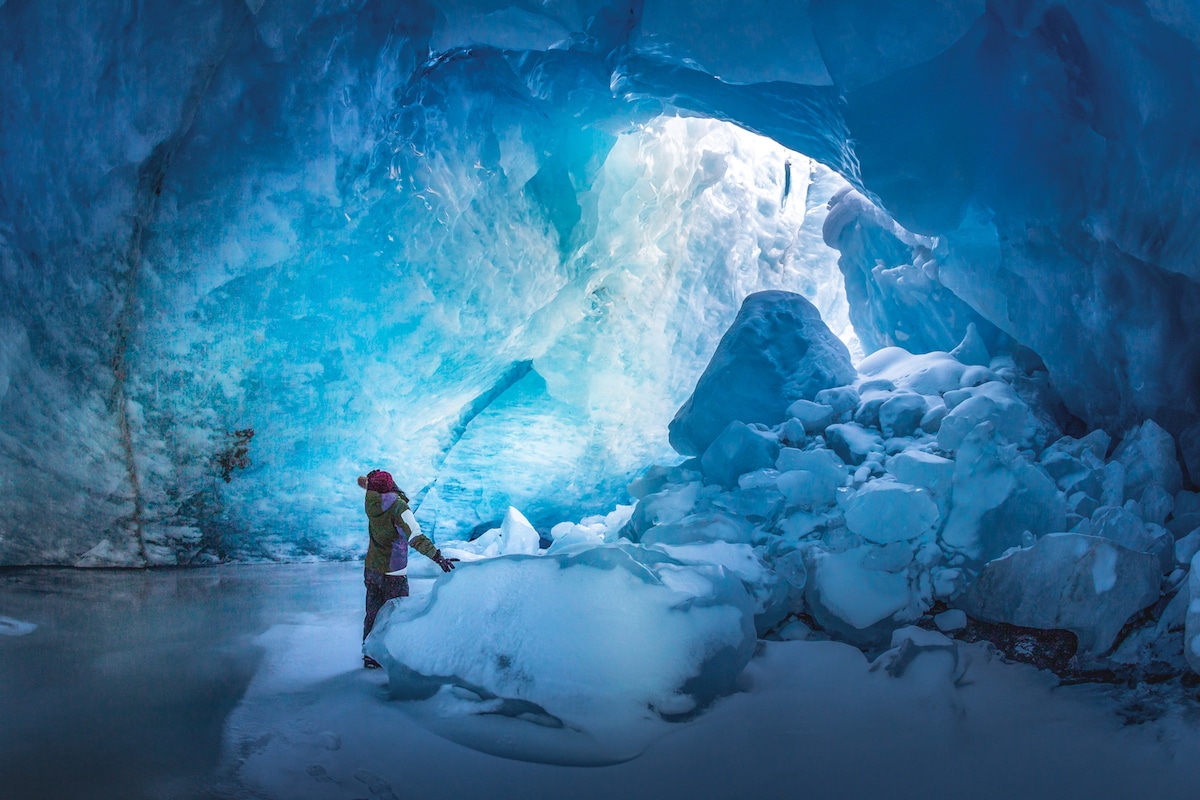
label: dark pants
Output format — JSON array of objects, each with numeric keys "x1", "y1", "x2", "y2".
[{"x1": 363, "y1": 568, "x2": 409, "y2": 641}]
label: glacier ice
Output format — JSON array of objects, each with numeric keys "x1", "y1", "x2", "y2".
[
  {"x1": 668, "y1": 290, "x2": 855, "y2": 457},
  {"x1": 959, "y1": 533, "x2": 1161, "y2": 656},
  {"x1": 699, "y1": 422, "x2": 780, "y2": 490},
  {"x1": 843, "y1": 481, "x2": 938, "y2": 545},
  {"x1": 2, "y1": 0, "x2": 1200, "y2": 570},
  {"x1": 364, "y1": 543, "x2": 756, "y2": 764},
  {"x1": 0, "y1": 18, "x2": 856, "y2": 565}
]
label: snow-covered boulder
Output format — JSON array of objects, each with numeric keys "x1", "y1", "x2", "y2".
[
  {"x1": 886, "y1": 450, "x2": 954, "y2": 498},
  {"x1": 804, "y1": 545, "x2": 921, "y2": 646},
  {"x1": 786, "y1": 399, "x2": 837, "y2": 434},
  {"x1": 824, "y1": 422, "x2": 883, "y2": 466},
  {"x1": 878, "y1": 393, "x2": 928, "y2": 438},
  {"x1": 669, "y1": 291, "x2": 855, "y2": 456},
  {"x1": 856, "y1": 347, "x2": 967, "y2": 396},
  {"x1": 700, "y1": 422, "x2": 781, "y2": 489},
  {"x1": 365, "y1": 544, "x2": 757, "y2": 763},
  {"x1": 940, "y1": 423, "x2": 1065, "y2": 563},
  {"x1": 843, "y1": 480, "x2": 939, "y2": 544},
  {"x1": 958, "y1": 533, "x2": 1161, "y2": 656},
  {"x1": 1114, "y1": 420, "x2": 1183, "y2": 501},
  {"x1": 937, "y1": 381, "x2": 1034, "y2": 453},
  {"x1": 775, "y1": 448, "x2": 845, "y2": 508},
  {"x1": 814, "y1": 386, "x2": 860, "y2": 420}
]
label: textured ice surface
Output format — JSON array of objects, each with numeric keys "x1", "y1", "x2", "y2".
[
  {"x1": 1187, "y1": 551, "x2": 1200, "y2": 674},
  {"x1": 844, "y1": 480, "x2": 938, "y2": 544},
  {"x1": 0, "y1": 18, "x2": 855, "y2": 565},
  {"x1": 960, "y1": 533, "x2": 1161, "y2": 655},
  {"x1": 669, "y1": 291, "x2": 855, "y2": 457},
  {"x1": 2, "y1": 0, "x2": 1200, "y2": 582}
]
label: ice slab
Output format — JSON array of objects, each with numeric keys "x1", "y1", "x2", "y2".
[
  {"x1": 805, "y1": 545, "x2": 915, "y2": 642},
  {"x1": 1187, "y1": 551, "x2": 1200, "y2": 675},
  {"x1": 844, "y1": 480, "x2": 938, "y2": 544},
  {"x1": 1114, "y1": 421, "x2": 1183, "y2": 502},
  {"x1": 959, "y1": 533, "x2": 1161, "y2": 655},
  {"x1": 700, "y1": 422, "x2": 780, "y2": 489},
  {"x1": 364, "y1": 545, "x2": 756, "y2": 765}
]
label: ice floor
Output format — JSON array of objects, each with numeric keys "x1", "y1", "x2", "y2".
[{"x1": 3, "y1": 563, "x2": 1200, "y2": 800}]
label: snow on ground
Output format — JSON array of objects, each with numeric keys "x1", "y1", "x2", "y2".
[
  {"x1": 220, "y1": 570, "x2": 1200, "y2": 800},
  {"x1": 4, "y1": 564, "x2": 1200, "y2": 799}
]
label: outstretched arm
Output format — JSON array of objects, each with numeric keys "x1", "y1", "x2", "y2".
[{"x1": 394, "y1": 506, "x2": 456, "y2": 572}]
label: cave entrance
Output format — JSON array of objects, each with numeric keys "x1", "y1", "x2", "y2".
[{"x1": 417, "y1": 114, "x2": 860, "y2": 538}]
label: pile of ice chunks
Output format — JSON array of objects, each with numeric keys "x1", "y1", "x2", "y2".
[
  {"x1": 621, "y1": 294, "x2": 1199, "y2": 669},
  {"x1": 382, "y1": 290, "x2": 1200, "y2": 745}
]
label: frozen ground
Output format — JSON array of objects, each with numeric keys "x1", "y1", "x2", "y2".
[{"x1": 3, "y1": 563, "x2": 1200, "y2": 800}]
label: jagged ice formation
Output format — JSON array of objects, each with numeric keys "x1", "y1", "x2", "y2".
[{"x1": 1, "y1": 0, "x2": 1198, "y2": 568}]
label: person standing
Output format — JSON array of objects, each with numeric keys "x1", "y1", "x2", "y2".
[{"x1": 357, "y1": 469, "x2": 456, "y2": 669}]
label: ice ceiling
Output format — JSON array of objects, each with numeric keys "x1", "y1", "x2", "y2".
[{"x1": 1, "y1": 0, "x2": 1198, "y2": 566}]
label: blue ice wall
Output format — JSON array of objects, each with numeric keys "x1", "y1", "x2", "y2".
[
  {"x1": 0, "y1": 0, "x2": 854, "y2": 564},
  {"x1": 1, "y1": 0, "x2": 1198, "y2": 565}
]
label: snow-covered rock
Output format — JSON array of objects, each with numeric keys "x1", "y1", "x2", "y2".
[
  {"x1": 958, "y1": 533, "x2": 1161, "y2": 656},
  {"x1": 785, "y1": 399, "x2": 837, "y2": 434},
  {"x1": 775, "y1": 448, "x2": 845, "y2": 509},
  {"x1": 843, "y1": 481, "x2": 939, "y2": 544},
  {"x1": 824, "y1": 423, "x2": 883, "y2": 466},
  {"x1": 879, "y1": 394, "x2": 928, "y2": 438},
  {"x1": 805, "y1": 545, "x2": 919, "y2": 645},
  {"x1": 365, "y1": 544, "x2": 757, "y2": 759},
  {"x1": 934, "y1": 609, "x2": 967, "y2": 632},
  {"x1": 937, "y1": 382, "x2": 1034, "y2": 453},
  {"x1": 814, "y1": 386, "x2": 861, "y2": 420},
  {"x1": 700, "y1": 422, "x2": 781, "y2": 489},
  {"x1": 940, "y1": 423, "x2": 1065, "y2": 563},
  {"x1": 669, "y1": 291, "x2": 855, "y2": 457},
  {"x1": 1114, "y1": 421, "x2": 1183, "y2": 501},
  {"x1": 886, "y1": 450, "x2": 955, "y2": 498}
]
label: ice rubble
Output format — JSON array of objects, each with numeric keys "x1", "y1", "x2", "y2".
[{"x1": 366, "y1": 289, "x2": 1199, "y2": 762}]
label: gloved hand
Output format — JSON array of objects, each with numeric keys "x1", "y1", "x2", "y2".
[{"x1": 433, "y1": 552, "x2": 459, "y2": 573}]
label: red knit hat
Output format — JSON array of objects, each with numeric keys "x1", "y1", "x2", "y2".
[{"x1": 366, "y1": 469, "x2": 398, "y2": 494}]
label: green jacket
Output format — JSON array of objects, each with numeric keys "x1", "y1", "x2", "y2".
[{"x1": 364, "y1": 490, "x2": 439, "y2": 573}]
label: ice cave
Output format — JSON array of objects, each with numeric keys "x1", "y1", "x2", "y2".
[{"x1": 3, "y1": 1, "x2": 1200, "y2": 798}]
